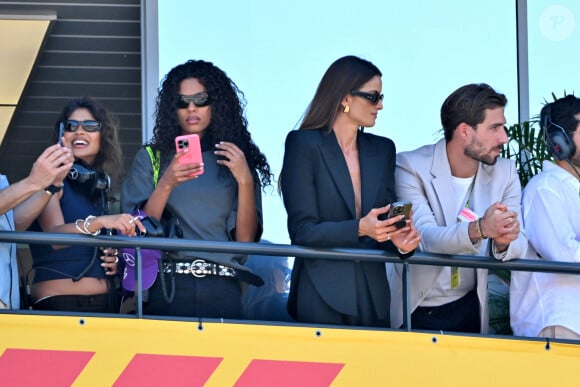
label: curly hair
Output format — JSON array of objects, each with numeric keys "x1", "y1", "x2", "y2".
[
  {"x1": 150, "y1": 59, "x2": 272, "y2": 188},
  {"x1": 51, "y1": 97, "x2": 123, "y2": 188}
]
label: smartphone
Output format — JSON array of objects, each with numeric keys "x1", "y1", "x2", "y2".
[
  {"x1": 175, "y1": 134, "x2": 204, "y2": 176},
  {"x1": 57, "y1": 121, "x2": 64, "y2": 145},
  {"x1": 388, "y1": 201, "x2": 412, "y2": 229}
]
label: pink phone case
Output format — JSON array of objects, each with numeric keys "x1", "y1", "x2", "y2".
[{"x1": 175, "y1": 134, "x2": 204, "y2": 176}]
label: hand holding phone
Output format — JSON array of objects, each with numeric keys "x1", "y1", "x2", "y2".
[
  {"x1": 175, "y1": 134, "x2": 204, "y2": 176},
  {"x1": 388, "y1": 201, "x2": 412, "y2": 229}
]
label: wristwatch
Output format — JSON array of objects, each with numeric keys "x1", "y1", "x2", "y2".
[{"x1": 44, "y1": 184, "x2": 63, "y2": 196}]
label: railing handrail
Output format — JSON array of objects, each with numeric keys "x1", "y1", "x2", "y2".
[
  {"x1": 1, "y1": 230, "x2": 578, "y2": 332},
  {"x1": 1, "y1": 230, "x2": 577, "y2": 274}
]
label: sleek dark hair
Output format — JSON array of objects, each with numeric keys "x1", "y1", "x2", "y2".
[
  {"x1": 52, "y1": 97, "x2": 123, "y2": 185},
  {"x1": 149, "y1": 59, "x2": 272, "y2": 188},
  {"x1": 299, "y1": 55, "x2": 382, "y2": 131},
  {"x1": 441, "y1": 83, "x2": 507, "y2": 142},
  {"x1": 540, "y1": 94, "x2": 580, "y2": 136}
]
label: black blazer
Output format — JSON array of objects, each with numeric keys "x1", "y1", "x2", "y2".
[{"x1": 280, "y1": 128, "x2": 406, "y2": 319}]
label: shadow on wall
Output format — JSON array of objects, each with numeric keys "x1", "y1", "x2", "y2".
[{"x1": 243, "y1": 240, "x2": 293, "y2": 322}]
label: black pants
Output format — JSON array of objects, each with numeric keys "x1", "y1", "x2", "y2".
[
  {"x1": 33, "y1": 292, "x2": 119, "y2": 313},
  {"x1": 144, "y1": 273, "x2": 243, "y2": 319},
  {"x1": 411, "y1": 290, "x2": 480, "y2": 333}
]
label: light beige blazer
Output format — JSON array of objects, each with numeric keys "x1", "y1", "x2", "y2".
[{"x1": 390, "y1": 139, "x2": 527, "y2": 333}]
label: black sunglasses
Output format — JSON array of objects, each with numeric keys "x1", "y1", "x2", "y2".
[
  {"x1": 63, "y1": 120, "x2": 102, "y2": 133},
  {"x1": 176, "y1": 92, "x2": 211, "y2": 109},
  {"x1": 350, "y1": 90, "x2": 384, "y2": 105}
]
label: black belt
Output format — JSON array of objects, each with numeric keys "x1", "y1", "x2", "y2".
[{"x1": 162, "y1": 259, "x2": 237, "y2": 278}]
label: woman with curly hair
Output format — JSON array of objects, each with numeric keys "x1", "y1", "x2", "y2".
[
  {"x1": 122, "y1": 59, "x2": 272, "y2": 318},
  {"x1": 28, "y1": 97, "x2": 145, "y2": 313}
]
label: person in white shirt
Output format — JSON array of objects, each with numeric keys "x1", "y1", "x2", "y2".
[
  {"x1": 510, "y1": 95, "x2": 580, "y2": 340},
  {"x1": 0, "y1": 145, "x2": 73, "y2": 309}
]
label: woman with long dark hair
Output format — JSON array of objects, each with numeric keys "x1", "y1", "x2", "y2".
[
  {"x1": 280, "y1": 56, "x2": 421, "y2": 327},
  {"x1": 122, "y1": 59, "x2": 272, "y2": 318},
  {"x1": 28, "y1": 97, "x2": 144, "y2": 313}
]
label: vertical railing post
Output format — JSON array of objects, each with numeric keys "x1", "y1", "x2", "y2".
[
  {"x1": 135, "y1": 247, "x2": 143, "y2": 318},
  {"x1": 516, "y1": 0, "x2": 529, "y2": 123},
  {"x1": 402, "y1": 262, "x2": 412, "y2": 331}
]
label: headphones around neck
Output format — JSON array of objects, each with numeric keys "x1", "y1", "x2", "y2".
[
  {"x1": 542, "y1": 105, "x2": 577, "y2": 161},
  {"x1": 67, "y1": 161, "x2": 110, "y2": 196}
]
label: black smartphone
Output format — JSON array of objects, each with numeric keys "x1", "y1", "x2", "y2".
[
  {"x1": 58, "y1": 121, "x2": 64, "y2": 145},
  {"x1": 388, "y1": 201, "x2": 412, "y2": 229}
]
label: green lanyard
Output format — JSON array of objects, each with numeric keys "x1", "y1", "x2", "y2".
[{"x1": 464, "y1": 170, "x2": 477, "y2": 209}]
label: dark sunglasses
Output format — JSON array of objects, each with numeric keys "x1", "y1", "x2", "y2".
[
  {"x1": 176, "y1": 92, "x2": 211, "y2": 109},
  {"x1": 350, "y1": 90, "x2": 384, "y2": 105},
  {"x1": 62, "y1": 120, "x2": 102, "y2": 132}
]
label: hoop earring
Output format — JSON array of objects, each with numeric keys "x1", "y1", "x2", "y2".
[{"x1": 343, "y1": 105, "x2": 350, "y2": 114}]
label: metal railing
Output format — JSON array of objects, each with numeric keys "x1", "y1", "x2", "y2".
[{"x1": 2, "y1": 230, "x2": 579, "y2": 332}]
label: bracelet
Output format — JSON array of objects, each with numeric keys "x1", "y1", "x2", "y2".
[
  {"x1": 74, "y1": 219, "x2": 86, "y2": 234},
  {"x1": 397, "y1": 248, "x2": 411, "y2": 255},
  {"x1": 83, "y1": 215, "x2": 101, "y2": 236},
  {"x1": 44, "y1": 184, "x2": 63, "y2": 196},
  {"x1": 476, "y1": 218, "x2": 486, "y2": 240}
]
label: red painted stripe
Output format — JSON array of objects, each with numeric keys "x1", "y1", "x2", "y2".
[
  {"x1": 0, "y1": 348, "x2": 94, "y2": 386},
  {"x1": 114, "y1": 354, "x2": 223, "y2": 387},
  {"x1": 235, "y1": 359, "x2": 344, "y2": 387}
]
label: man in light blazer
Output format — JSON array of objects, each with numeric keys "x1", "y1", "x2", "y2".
[{"x1": 390, "y1": 83, "x2": 527, "y2": 333}]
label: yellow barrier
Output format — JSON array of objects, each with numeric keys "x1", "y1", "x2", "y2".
[{"x1": 1, "y1": 314, "x2": 579, "y2": 386}]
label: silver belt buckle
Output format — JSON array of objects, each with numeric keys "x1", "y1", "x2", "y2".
[{"x1": 191, "y1": 259, "x2": 207, "y2": 278}]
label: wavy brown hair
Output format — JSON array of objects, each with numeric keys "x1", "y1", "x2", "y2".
[
  {"x1": 440, "y1": 83, "x2": 507, "y2": 142},
  {"x1": 51, "y1": 97, "x2": 123, "y2": 188}
]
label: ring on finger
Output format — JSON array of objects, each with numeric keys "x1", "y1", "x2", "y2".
[
  {"x1": 386, "y1": 232, "x2": 391, "y2": 241},
  {"x1": 113, "y1": 256, "x2": 119, "y2": 264}
]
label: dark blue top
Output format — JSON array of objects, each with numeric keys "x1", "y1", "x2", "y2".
[{"x1": 29, "y1": 180, "x2": 107, "y2": 283}]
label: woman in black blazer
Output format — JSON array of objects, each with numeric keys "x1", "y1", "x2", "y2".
[{"x1": 280, "y1": 55, "x2": 421, "y2": 327}]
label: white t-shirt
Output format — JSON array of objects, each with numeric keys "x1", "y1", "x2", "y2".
[{"x1": 420, "y1": 175, "x2": 476, "y2": 307}]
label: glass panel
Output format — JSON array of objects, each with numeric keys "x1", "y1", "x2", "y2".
[
  {"x1": 528, "y1": 1, "x2": 579, "y2": 119},
  {"x1": 158, "y1": 0, "x2": 517, "y2": 243}
]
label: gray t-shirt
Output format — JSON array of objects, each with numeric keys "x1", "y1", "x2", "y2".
[{"x1": 121, "y1": 147, "x2": 263, "y2": 277}]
